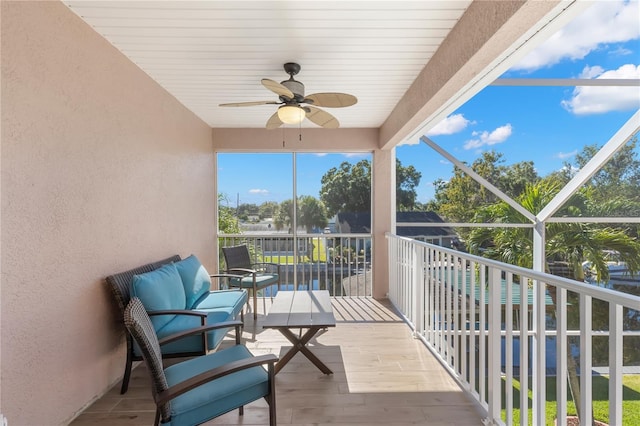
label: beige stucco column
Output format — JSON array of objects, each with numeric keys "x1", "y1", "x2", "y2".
[{"x1": 371, "y1": 148, "x2": 395, "y2": 299}]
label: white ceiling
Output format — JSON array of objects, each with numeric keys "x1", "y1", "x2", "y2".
[{"x1": 62, "y1": 1, "x2": 472, "y2": 129}]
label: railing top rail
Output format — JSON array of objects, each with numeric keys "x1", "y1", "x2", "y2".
[
  {"x1": 220, "y1": 233, "x2": 373, "y2": 238},
  {"x1": 386, "y1": 232, "x2": 640, "y2": 309}
]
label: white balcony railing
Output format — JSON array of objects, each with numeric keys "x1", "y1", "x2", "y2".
[
  {"x1": 387, "y1": 233, "x2": 640, "y2": 426},
  {"x1": 219, "y1": 233, "x2": 372, "y2": 297}
]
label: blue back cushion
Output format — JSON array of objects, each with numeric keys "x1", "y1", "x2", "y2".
[
  {"x1": 131, "y1": 263, "x2": 186, "y2": 330},
  {"x1": 174, "y1": 255, "x2": 211, "y2": 309}
]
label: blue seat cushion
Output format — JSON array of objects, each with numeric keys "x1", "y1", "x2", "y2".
[
  {"x1": 162, "y1": 345, "x2": 269, "y2": 426},
  {"x1": 174, "y1": 255, "x2": 212, "y2": 309},
  {"x1": 132, "y1": 263, "x2": 186, "y2": 330},
  {"x1": 229, "y1": 273, "x2": 278, "y2": 289},
  {"x1": 192, "y1": 289, "x2": 247, "y2": 317},
  {"x1": 155, "y1": 310, "x2": 232, "y2": 355}
]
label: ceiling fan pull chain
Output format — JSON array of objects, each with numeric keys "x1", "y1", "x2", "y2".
[{"x1": 282, "y1": 126, "x2": 285, "y2": 148}]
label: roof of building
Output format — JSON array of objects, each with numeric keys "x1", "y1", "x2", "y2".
[{"x1": 336, "y1": 211, "x2": 457, "y2": 237}]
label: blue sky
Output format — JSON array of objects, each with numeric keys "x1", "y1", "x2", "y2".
[{"x1": 218, "y1": 0, "x2": 639, "y2": 207}]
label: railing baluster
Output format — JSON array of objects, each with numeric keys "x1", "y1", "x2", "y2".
[
  {"x1": 505, "y1": 272, "x2": 513, "y2": 426},
  {"x1": 487, "y1": 267, "x2": 502, "y2": 423},
  {"x1": 532, "y1": 279, "x2": 546, "y2": 426},
  {"x1": 446, "y1": 252, "x2": 453, "y2": 364},
  {"x1": 579, "y1": 294, "x2": 593, "y2": 426},
  {"x1": 427, "y1": 247, "x2": 434, "y2": 345},
  {"x1": 439, "y1": 252, "x2": 446, "y2": 357},
  {"x1": 556, "y1": 286, "x2": 567, "y2": 426},
  {"x1": 414, "y1": 244, "x2": 424, "y2": 337},
  {"x1": 460, "y1": 258, "x2": 468, "y2": 383},
  {"x1": 479, "y1": 265, "x2": 486, "y2": 404},
  {"x1": 469, "y1": 260, "x2": 477, "y2": 396},
  {"x1": 609, "y1": 302, "x2": 623, "y2": 426},
  {"x1": 453, "y1": 254, "x2": 460, "y2": 373},
  {"x1": 519, "y1": 275, "x2": 529, "y2": 426}
]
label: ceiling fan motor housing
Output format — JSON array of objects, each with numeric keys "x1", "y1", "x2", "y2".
[{"x1": 280, "y1": 79, "x2": 305, "y2": 102}]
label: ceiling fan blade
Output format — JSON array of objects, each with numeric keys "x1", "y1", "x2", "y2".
[
  {"x1": 266, "y1": 111, "x2": 283, "y2": 129},
  {"x1": 304, "y1": 93, "x2": 357, "y2": 108},
  {"x1": 261, "y1": 78, "x2": 294, "y2": 99},
  {"x1": 219, "y1": 101, "x2": 280, "y2": 107},
  {"x1": 306, "y1": 106, "x2": 339, "y2": 129}
]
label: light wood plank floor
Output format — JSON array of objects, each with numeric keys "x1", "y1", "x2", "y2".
[{"x1": 71, "y1": 297, "x2": 483, "y2": 425}]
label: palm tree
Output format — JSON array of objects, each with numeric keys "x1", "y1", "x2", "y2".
[
  {"x1": 467, "y1": 180, "x2": 640, "y2": 423},
  {"x1": 298, "y1": 195, "x2": 329, "y2": 233}
]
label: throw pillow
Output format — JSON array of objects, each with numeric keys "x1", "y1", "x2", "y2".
[
  {"x1": 174, "y1": 254, "x2": 212, "y2": 309},
  {"x1": 131, "y1": 263, "x2": 186, "y2": 330}
]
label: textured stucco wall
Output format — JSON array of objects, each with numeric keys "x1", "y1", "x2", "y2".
[
  {"x1": 1, "y1": 2, "x2": 215, "y2": 424},
  {"x1": 212, "y1": 127, "x2": 379, "y2": 152}
]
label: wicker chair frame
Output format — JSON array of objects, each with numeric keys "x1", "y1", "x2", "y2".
[
  {"x1": 106, "y1": 255, "x2": 244, "y2": 394},
  {"x1": 124, "y1": 297, "x2": 277, "y2": 426}
]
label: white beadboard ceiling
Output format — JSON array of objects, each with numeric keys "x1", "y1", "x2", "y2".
[{"x1": 62, "y1": 1, "x2": 472, "y2": 129}]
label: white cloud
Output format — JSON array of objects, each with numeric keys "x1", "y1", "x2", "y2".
[
  {"x1": 609, "y1": 46, "x2": 633, "y2": 57},
  {"x1": 464, "y1": 124, "x2": 513, "y2": 150},
  {"x1": 399, "y1": 137, "x2": 421, "y2": 145},
  {"x1": 579, "y1": 65, "x2": 604, "y2": 79},
  {"x1": 560, "y1": 164, "x2": 580, "y2": 176},
  {"x1": 561, "y1": 64, "x2": 640, "y2": 115},
  {"x1": 426, "y1": 114, "x2": 472, "y2": 136},
  {"x1": 400, "y1": 114, "x2": 473, "y2": 145},
  {"x1": 555, "y1": 150, "x2": 578, "y2": 160},
  {"x1": 513, "y1": 0, "x2": 640, "y2": 71},
  {"x1": 249, "y1": 189, "x2": 269, "y2": 194},
  {"x1": 343, "y1": 153, "x2": 369, "y2": 158}
]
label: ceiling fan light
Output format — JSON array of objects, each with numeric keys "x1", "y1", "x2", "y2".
[{"x1": 277, "y1": 105, "x2": 305, "y2": 124}]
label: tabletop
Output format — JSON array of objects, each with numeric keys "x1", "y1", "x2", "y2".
[{"x1": 262, "y1": 290, "x2": 336, "y2": 329}]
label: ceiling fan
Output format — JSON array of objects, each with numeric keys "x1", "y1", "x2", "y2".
[{"x1": 219, "y1": 62, "x2": 357, "y2": 129}]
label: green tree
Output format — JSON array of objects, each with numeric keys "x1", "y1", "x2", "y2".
[
  {"x1": 237, "y1": 203, "x2": 259, "y2": 218},
  {"x1": 567, "y1": 138, "x2": 640, "y2": 222},
  {"x1": 273, "y1": 197, "x2": 328, "y2": 233},
  {"x1": 298, "y1": 195, "x2": 328, "y2": 233},
  {"x1": 320, "y1": 160, "x2": 371, "y2": 217},
  {"x1": 258, "y1": 201, "x2": 279, "y2": 219},
  {"x1": 432, "y1": 151, "x2": 540, "y2": 224},
  {"x1": 396, "y1": 162, "x2": 422, "y2": 211},
  {"x1": 273, "y1": 199, "x2": 295, "y2": 231},
  {"x1": 218, "y1": 194, "x2": 240, "y2": 234},
  {"x1": 573, "y1": 138, "x2": 640, "y2": 200},
  {"x1": 319, "y1": 159, "x2": 422, "y2": 216}
]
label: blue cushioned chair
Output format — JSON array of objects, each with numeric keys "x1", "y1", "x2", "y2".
[
  {"x1": 124, "y1": 297, "x2": 278, "y2": 426},
  {"x1": 222, "y1": 245, "x2": 281, "y2": 320},
  {"x1": 106, "y1": 255, "x2": 248, "y2": 394},
  {"x1": 130, "y1": 259, "x2": 249, "y2": 355}
]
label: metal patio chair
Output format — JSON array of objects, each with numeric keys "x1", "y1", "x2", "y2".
[{"x1": 222, "y1": 245, "x2": 281, "y2": 320}]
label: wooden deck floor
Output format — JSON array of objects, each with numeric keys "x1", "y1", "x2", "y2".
[{"x1": 71, "y1": 297, "x2": 483, "y2": 425}]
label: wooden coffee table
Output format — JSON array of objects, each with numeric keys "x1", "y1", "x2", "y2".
[{"x1": 262, "y1": 290, "x2": 336, "y2": 374}]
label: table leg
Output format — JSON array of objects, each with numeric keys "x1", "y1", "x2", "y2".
[{"x1": 275, "y1": 326, "x2": 333, "y2": 375}]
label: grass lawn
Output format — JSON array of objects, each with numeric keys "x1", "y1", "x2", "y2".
[
  {"x1": 501, "y1": 375, "x2": 640, "y2": 425},
  {"x1": 261, "y1": 238, "x2": 329, "y2": 265}
]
